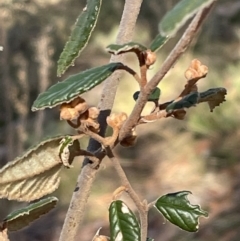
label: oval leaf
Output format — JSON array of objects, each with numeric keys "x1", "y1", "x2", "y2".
[
  {"x1": 149, "y1": 34, "x2": 169, "y2": 52},
  {"x1": 32, "y1": 62, "x2": 123, "y2": 111},
  {"x1": 159, "y1": 0, "x2": 215, "y2": 37},
  {"x1": 57, "y1": 0, "x2": 102, "y2": 76},
  {"x1": 154, "y1": 191, "x2": 208, "y2": 232},
  {"x1": 0, "y1": 136, "x2": 80, "y2": 201},
  {"x1": 166, "y1": 92, "x2": 199, "y2": 112},
  {"x1": 133, "y1": 87, "x2": 161, "y2": 102},
  {"x1": 106, "y1": 42, "x2": 147, "y2": 55},
  {"x1": 4, "y1": 196, "x2": 58, "y2": 231},
  {"x1": 109, "y1": 200, "x2": 140, "y2": 241}
]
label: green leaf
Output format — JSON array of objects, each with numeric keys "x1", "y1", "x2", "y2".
[
  {"x1": 32, "y1": 62, "x2": 123, "y2": 111},
  {"x1": 4, "y1": 196, "x2": 58, "y2": 231},
  {"x1": 154, "y1": 191, "x2": 208, "y2": 232},
  {"x1": 57, "y1": 0, "x2": 102, "y2": 76},
  {"x1": 109, "y1": 200, "x2": 140, "y2": 241},
  {"x1": 0, "y1": 135, "x2": 80, "y2": 201},
  {"x1": 106, "y1": 42, "x2": 147, "y2": 55},
  {"x1": 149, "y1": 34, "x2": 169, "y2": 52},
  {"x1": 133, "y1": 87, "x2": 161, "y2": 102},
  {"x1": 159, "y1": 0, "x2": 215, "y2": 37},
  {"x1": 166, "y1": 92, "x2": 199, "y2": 112}
]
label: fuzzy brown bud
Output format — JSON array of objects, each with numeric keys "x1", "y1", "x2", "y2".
[
  {"x1": 92, "y1": 228, "x2": 110, "y2": 241},
  {"x1": 60, "y1": 97, "x2": 88, "y2": 120},
  {"x1": 60, "y1": 104, "x2": 79, "y2": 120},
  {"x1": 106, "y1": 112, "x2": 128, "y2": 129},
  {"x1": 88, "y1": 107, "x2": 100, "y2": 120},
  {"x1": 92, "y1": 235, "x2": 110, "y2": 241},
  {"x1": 185, "y1": 59, "x2": 208, "y2": 80},
  {"x1": 145, "y1": 49, "x2": 157, "y2": 66},
  {"x1": 78, "y1": 107, "x2": 100, "y2": 133}
]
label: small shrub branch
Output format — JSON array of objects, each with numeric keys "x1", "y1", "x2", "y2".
[
  {"x1": 58, "y1": 1, "x2": 143, "y2": 241},
  {"x1": 105, "y1": 147, "x2": 148, "y2": 241},
  {"x1": 119, "y1": 6, "x2": 215, "y2": 141}
]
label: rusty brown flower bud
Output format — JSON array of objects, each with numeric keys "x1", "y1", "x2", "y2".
[
  {"x1": 88, "y1": 107, "x2": 100, "y2": 120},
  {"x1": 145, "y1": 49, "x2": 157, "y2": 66},
  {"x1": 60, "y1": 97, "x2": 88, "y2": 120},
  {"x1": 184, "y1": 59, "x2": 208, "y2": 80},
  {"x1": 106, "y1": 112, "x2": 128, "y2": 129},
  {"x1": 60, "y1": 103, "x2": 79, "y2": 120}
]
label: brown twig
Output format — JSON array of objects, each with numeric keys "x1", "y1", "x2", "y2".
[
  {"x1": 147, "y1": 200, "x2": 157, "y2": 210},
  {"x1": 78, "y1": 127, "x2": 106, "y2": 146},
  {"x1": 105, "y1": 147, "x2": 148, "y2": 241},
  {"x1": 58, "y1": 1, "x2": 143, "y2": 241},
  {"x1": 138, "y1": 52, "x2": 148, "y2": 88},
  {"x1": 119, "y1": 6, "x2": 215, "y2": 141},
  {"x1": 140, "y1": 64, "x2": 148, "y2": 88},
  {"x1": 117, "y1": 64, "x2": 142, "y2": 87},
  {"x1": 67, "y1": 119, "x2": 80, "y2": 129},
  {"x1": 59, "y1": 3, "x2": 215, "y2": 240},
  {"x1": 75, "y1": 149, "x2": 101, "y2": 169}
]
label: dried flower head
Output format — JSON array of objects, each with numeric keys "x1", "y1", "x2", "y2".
[
  {"x1": 185, "y1": 59, "x2": 208, "y2": 80},
  {"x1": 88, "y1": 107, "x2": 100, "y2": 120},
  {"x1": 106, "y1": 112, "x2": 128, "y2": 129},
  {"x1": 60, "y1": 97, "x2": 88, "y2": 120},
  {"x1": 92, "y1": 235, "x2": 110, "y2": 241},
  {"x1": 179, "y1": 59, "x2": 208, "y2": 98}
]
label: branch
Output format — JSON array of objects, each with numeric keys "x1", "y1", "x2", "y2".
[
  {"x1": 59, "y1": 1, "x2": 143, "y2": 241},
  {"x1": 119, "y1": 4, "x2": 215, "y2": 141},
  {"x1": 105, "y1": 147, "x2": 148, "y2": 241}
]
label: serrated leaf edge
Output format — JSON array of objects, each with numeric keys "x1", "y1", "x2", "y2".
[{"x1": 154, "y1": 191, "x2": 208, "y2": 232}]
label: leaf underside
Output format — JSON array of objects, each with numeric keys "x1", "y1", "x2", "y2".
[
  {"x1": 106, "y1": 42, "x2": 147, "y2": 55},
  {"x1": 154, "y1": 191, "x2": 208, "y2": 232},
  {"x1": 4, "y1": 196, "x2": 58, "y2": 231},
  {"x1": 159, "y1": 0, "x2": 215, "y2": 37},
  {"x1": 32, "y1": 62, "x2": 123, "y2": 111},
  {"x1": 57, "y1": 0, "x2": 102, "y2": 76},
  {"x1": 109, "y1": 200, "x2": 140, "y2": 241},
  {"x1": 0, "y1": 136, "x2": 80, "y2": 202}
]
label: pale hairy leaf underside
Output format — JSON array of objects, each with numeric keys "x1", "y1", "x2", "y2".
[{"x1": 0, "y1": 136, "x2": 80, "y2": 202}]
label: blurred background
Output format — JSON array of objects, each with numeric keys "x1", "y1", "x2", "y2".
[{"x1": 0, "y1": 0, "x2": 240, "y2": 240}]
